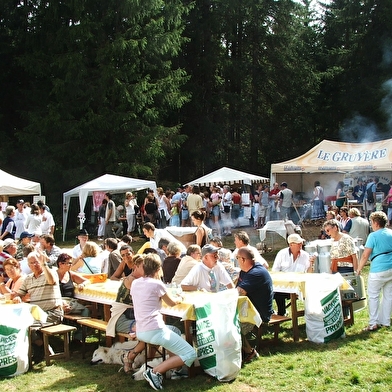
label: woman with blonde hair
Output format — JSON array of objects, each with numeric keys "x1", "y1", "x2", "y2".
[{"x1": 71, "y1": 241, "x2": 102, "y2": 274}]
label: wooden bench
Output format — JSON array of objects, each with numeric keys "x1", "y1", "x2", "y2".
[
  {"x1": 77, "y1": 318, "x2": 132, "y2": 358},
  {"x1": 40, "y1": 324, "x2": 77, "y2": 366},
  {"x1": 255, "y1": 314, "x2": 292, "y2": 350}
]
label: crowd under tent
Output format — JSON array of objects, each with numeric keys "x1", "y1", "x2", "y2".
[
  {"x1": 63, "y1": 174, "x2": 157, "y2": 240},
  {"x1": 186, "y1": 166, "x2": 269, "y2": 188},
  {"x1": 270, "y1": 138, "x2": 392, "y2": 201}
]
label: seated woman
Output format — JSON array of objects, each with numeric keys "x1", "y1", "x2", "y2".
[
  {"x1": 191, "y1": 210, "x2": 211, "y2": 247},
  {"x1": 71, "y1": 241, "x2": 102, "y2": 274},
  {"x1": 56, "y1": 253, "x2": 90, "y2": 342},
  {"x1": 131, "y1": 254, "x2": 196, "y2": 389},
  {"x1": 162, "y1": 242, "x2": 182, "y2": 284},
  {"x1": 110, "y1": 245, "x2": 134, "y2": 280},
  {"x1": 0, "y1": 258, "x2": 26, "y2": 294},
  {"x1": 323, "y1": 219, "x2": 358, "y2": 274}
]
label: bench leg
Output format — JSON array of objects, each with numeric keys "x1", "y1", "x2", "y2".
[{"x1": 43, "y1": 333, "x2": 51, "y2": 366}]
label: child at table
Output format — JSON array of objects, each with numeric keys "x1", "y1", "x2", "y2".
[{"x1": 130, "y1": 253, "x2": 196, "y2": 390}]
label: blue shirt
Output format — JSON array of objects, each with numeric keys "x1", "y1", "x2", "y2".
[
  {"x1": 365, "y1": 228, "x2": 392, "y2": 273},
  {"x1": 237, "y1": 263, "x2": 274, "y2": 323}
]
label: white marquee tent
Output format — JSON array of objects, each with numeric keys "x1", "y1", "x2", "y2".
[
  {"x1": 62, "y1": 174, "x2": 157, "y2": 240},
  {"x1": 186, "y1": 166, "x2": 269, "y2": 187},
  {"x1": 0, "y1": 169, "x2": 41, "y2": 197}
]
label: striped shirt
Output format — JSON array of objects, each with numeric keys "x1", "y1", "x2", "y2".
[{"x1": 17, "y1": 270, "x2": 62, "y2": 312}]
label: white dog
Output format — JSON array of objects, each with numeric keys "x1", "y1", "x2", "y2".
[{"x1": 90, "y1": 341, "x2": 145, "y2": 369}]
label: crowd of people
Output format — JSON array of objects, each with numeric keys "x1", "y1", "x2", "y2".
[{"x1": 2, "y1": 178, "x2": 392, "y2": 388}]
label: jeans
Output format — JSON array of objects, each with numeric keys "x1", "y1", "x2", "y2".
[{"x1": 367, "y1": 267, "x2": 392, "y2": 326}]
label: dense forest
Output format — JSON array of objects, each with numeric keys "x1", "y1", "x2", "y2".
[{"x1": 1, "y1": 1, "x2": 392, "y2": 215}]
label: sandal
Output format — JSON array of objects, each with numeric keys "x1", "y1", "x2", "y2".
[
  {"x1": 363, "y1": 324, "x2": 378, "y2": 331},
  {"x1": 243, "y1": 348, "x2": 259, "y2": 363},
  {"x1": 121, "y1": 350, "x2": 139, "y2": 373}
]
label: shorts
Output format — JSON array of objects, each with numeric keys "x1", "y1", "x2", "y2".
[
  {"x1": 211, "y1": 205, "x2": 220, "y2": 217},
  {"x1": 181, "y1": 209, "x2": 189, "y2": 220}
]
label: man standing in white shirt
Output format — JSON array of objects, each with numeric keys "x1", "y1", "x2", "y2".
[
  {"x1": 38, "y1": 203, "x2": 55, "y2": 235},
  {"x1": 14, "y1": 200, "x2": 29, "y2": 239}
]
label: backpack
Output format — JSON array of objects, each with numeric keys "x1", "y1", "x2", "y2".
[{"x1": 366, "y1": 185, "x2": 374, "y2": 203}]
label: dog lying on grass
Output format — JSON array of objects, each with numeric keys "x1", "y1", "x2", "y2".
[{"x1": 90, "y1": 341, "x2": 145, "y2": 370}]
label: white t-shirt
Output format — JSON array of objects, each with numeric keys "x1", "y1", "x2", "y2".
[
  {"x1": 131, "y1": 277, "x2": 167, "y2": 332},
  {"x1": 15, "y1": 209, "x2": 29, "y2": 239},
  {"x1": 25, "y1": 214, "x2": 42, "y2": 235},
  {"x1": 40, "y1": 210, "x2": 55, "y2": 234}
]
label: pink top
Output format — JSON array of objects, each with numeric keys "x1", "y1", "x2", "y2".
[
  {"x1": 130, "y1": 276, "x2": 167, "y2": 332},
  {"x1": 6, "y1": 274, "x2": 26, "y2": 292}
]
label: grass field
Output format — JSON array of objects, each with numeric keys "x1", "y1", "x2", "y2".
[{"x1": 2, "y1": 226, "x2": 390, "y2": 391}]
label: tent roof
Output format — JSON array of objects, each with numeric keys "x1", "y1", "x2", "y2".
[
  {"x1": 0, "y1": 169, "x2": 41, "y2": 196},
  {"x1": 271, "y1": 139, "x2": 392, "y2": 174},
  {"x1": 186, "y1": 167, "x2": 269, "y2": 186},
  {"x1": 62, "y1": 174, "x2": 157, "y2": 240}
]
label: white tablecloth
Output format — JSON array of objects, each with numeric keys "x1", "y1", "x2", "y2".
[
  {"x1": 258, "y1": 220, "x2": 293, "y2": 242},
  {"x1": 166, "y1": 227, "x2": 197, "y2": 236}
]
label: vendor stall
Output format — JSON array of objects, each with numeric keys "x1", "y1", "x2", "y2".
[{"x1": 270, "y1": 139, "x2": 392, "y2": 201}]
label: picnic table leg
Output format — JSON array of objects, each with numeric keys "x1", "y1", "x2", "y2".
[
  {"x1": 184, "y1": 319, "x2": 197, "y2": 378},
  {"x1": 103, "y1": 304, "x2": 113, "y2": 346},
  {"x1": 290, "y1": 293, "x2": 300, "y2": 342}
]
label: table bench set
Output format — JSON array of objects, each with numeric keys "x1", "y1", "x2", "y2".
[{"x1": 0, "y1": 270, "x2": 364, "y2": 377}]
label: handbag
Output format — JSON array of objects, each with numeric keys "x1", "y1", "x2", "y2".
[
  {"x1": 388, "y1": 201, "x2": 392, "y2": 208},
  {"x1": 224, "y1": 205, "x2": 230, "y2": 213}
]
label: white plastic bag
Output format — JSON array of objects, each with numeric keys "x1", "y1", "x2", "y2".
[
  {"x1": 305, "y1": 273, "x2": 345, "y2": 343},
  {"x1": 194, "y1": 289, "x2": 241, "y2": 381}
]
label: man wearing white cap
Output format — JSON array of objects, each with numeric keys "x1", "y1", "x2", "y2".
[
  {"x1": 181, "y1": 244, "x2": 234, "y2": 292},
  {"x1": 272, "y1": 233, "x2": 314, "y2": 315}
]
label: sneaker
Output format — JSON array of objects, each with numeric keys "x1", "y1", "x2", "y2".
[
  {"x1": 171, "y1": 368, "x2": 188, "y2": 380},
  {"x1": 143, "y1": 368, "x2": 163, "y2": 390}
]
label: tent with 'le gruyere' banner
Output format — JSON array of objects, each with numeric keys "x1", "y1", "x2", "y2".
[{"x1": 270, "y1": 139, "x2": 392, "y2": 200}]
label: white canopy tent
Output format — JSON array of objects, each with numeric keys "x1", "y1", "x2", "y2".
[
  {"x1": 0, "y1": 169, "x2": 41, "y2": 197},
  {"x1": 62, "y1": 174, "x2": 157, "y2": 240},
  {"x1": 270, "y1": 138, "x2": 392, "y2": 198},
  {"x1": 186, "y1": 166, "x2": 269, "y2": 187}
]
